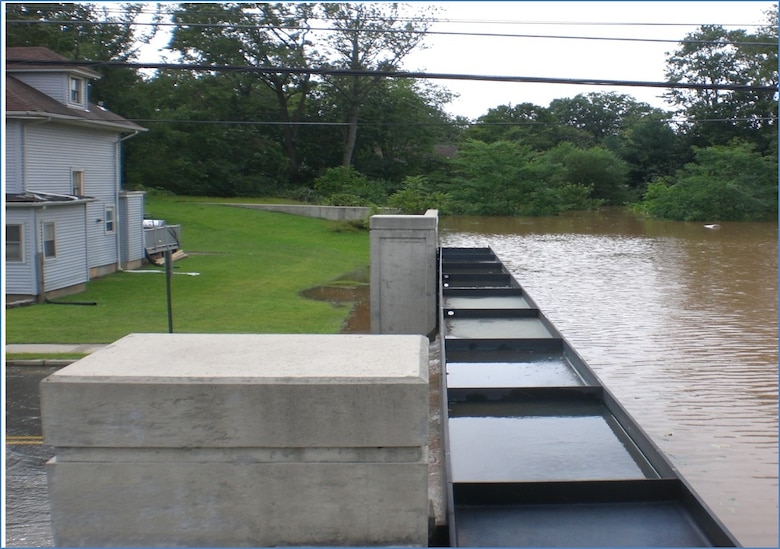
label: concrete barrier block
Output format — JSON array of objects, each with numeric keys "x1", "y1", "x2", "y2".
[
  {"x1": 42, "y1": 333, "x2": 430, "y2": 547},
  {"x1": 42, "y1": 333, "x2": 428, "y2": 448},
  {"x1": 47, "y1": 460, "x2": 429, "y2": 547}
]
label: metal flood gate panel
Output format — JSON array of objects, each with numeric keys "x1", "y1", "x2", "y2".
[{"x1": 438, "y1": 246, "x2": 739, "y2": 547}]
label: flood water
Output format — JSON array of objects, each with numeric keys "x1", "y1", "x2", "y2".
[{"x1": 440, "y1": 208, "x2": 778, "y2": 547}]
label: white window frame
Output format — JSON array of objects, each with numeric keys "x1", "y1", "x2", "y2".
[
  {"x1": 104, "y1": 205, "x2": 115, "y2": 234},
  {"x1": 43, "y1": 222, "x2": 56, "y2": 259},
  {"x1": 69, "y1": 76, "x2": 85, "y2": 107},
  {"x1": 6, "y1": 224, "x2": 24, "y2": 262},
  {"x1": 71, "y1": 169, "x2": 84, "y2": 196}
]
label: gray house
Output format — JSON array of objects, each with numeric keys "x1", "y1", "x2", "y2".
[{"x1": 5, "y1": 46, "x2": 147, "y2": 304}]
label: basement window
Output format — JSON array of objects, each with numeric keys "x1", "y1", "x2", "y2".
[
  {"x1": 105, "y1": 205, "x2": 115, "y2": 233},
  {"x1": 43, "y1": 222, "x2": 56, "y2": 259},
  {"x1": 6, "y1": 224, "x2": 23, "y2": 262}
]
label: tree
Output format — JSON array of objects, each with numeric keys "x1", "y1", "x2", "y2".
[
  {"x1": 125, "y1": 70, "x2": 288, "y2": 196},
  {"x1": 616, "y1": 114, "x2": 686, "y2": 191},
  {"x1": 663, "y1": 20, "x2": 778, "y2": 152},
  {"x1": 333, "y1": 78, "x2": 456, "y2": 181},
  {"x1": 640, "y1": 141, "x2": 778, "y2": 221},
  {"x1": 549, "y1": 92, "x2": 660, "y2": 146},
  {"x1": 535, "y1": 143, "x2": 630, "y2": 204},
  {"x1": 464, "y1": 103, "x2": 559, "y2": 150},
  {"x1": 169, "y1": 2, "x2": 321, "y2": 182},
  {"x1": 319, "y1": 3, "x2": 436, "y2": 166}
]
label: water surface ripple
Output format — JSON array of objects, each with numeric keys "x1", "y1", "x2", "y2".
[{"x1": 440, "y1": 210, "x2": 778, "y2": 547}]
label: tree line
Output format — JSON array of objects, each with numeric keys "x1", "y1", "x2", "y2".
[{"x1": 6, "y1": 2, "x2": 778, "y2": 221}]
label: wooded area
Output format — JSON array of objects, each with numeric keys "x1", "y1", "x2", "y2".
[{"x1": 6, "y1": 2, "x2": 778, "y2": 221}]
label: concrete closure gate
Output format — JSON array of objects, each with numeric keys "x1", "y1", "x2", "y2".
[
  {"x1": 41, "y1": 333, "x2": 429, "y2": 547},
  {"x1": 40, "y1": 210, "x2": 740, "y2": 547}
]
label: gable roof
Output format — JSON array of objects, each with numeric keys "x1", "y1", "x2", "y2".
[
  {"x1": 5, "y1": 46, "x2": 146, "y2": 132},
  {"x1": 6, "y1": 46, "x2": 101, "y2": 78},
  {"x1": 5, "y1": 75, "x2": 145, "y2": 132}
]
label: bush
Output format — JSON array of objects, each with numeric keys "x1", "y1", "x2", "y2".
[
  {"x1": 313, "y1": 166, "x2": 387, "y2": 206},
  {"x1": 387, "y1": 175, "x2": 451, "y2": 214}
]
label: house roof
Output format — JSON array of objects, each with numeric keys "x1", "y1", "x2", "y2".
[
  {"x1": 5, "y1": 46, "x2": 101, "y2": 78},
  {"x1": 5, "y1": 74, "x2": 146, "y2": 132},
  {"x1": 5, "y1": 191, "x2": 95, "y2": 207}
]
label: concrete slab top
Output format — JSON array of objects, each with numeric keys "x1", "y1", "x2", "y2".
[{"x1": 46, "y1": 333, "x2": 429, "y2": 383}]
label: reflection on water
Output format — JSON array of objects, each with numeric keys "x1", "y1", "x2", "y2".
[
  {"x1": 441, "y1": 208, "x2": 778, "y2": 547},
  {"x1": 446, "y1": 317, "x2": 554, "y2": 339},
  {"x1": 447, "y1": 359, "x2": 584, "y2": 388},
  {"x1": 449, "y1": 414, "x2": 650, "y2": 482}
]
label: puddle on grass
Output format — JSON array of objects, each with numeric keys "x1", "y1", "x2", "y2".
[{"x1": 300, "y1": 267, "x2": 371, "y2": 333}]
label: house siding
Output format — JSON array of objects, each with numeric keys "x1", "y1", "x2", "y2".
[
  {"x1": 5, "y1": 209, "x2": 37, "y2": 296},
  {"x1": 13, "y1": 72, "x2": 68, "y2": 105},
  {"x1": 25, "y1": 123, "x2": 121, "y2": 271},
  {"x1": 5, "y1": 120, "x2": 24, "y2": 193},
  {"x1": 6, "y1": 50, "x2": 147, "y2": 300},
  {"x1": 39, "y1": 205, "x2": 89, "y2": 292}
]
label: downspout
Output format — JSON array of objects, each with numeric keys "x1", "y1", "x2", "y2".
[{"x1": 114, "y1": 131, "x2": 139, "y2": 271}]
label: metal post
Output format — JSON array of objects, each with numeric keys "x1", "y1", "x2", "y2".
[{"x1": 165, "y1": 249, "x2": 173, "y2": 333}]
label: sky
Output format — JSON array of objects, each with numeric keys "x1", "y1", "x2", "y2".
[
  {"x1": 139, "y1": 1, "x2": 775, "y2": 120},
  {"x1": 396, "y1": 1, "x2": 774, "y2": 118}
]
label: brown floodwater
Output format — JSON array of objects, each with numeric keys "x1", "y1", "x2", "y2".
[{"x1": 440, "y1": 208, "x2": 778, "y2": 547}]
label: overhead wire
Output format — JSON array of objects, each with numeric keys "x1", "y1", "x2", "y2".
[
  {"x1": 7, "y1": 59, "x2": 775, "y2": 94},
  {"x1": 5, "y1": 18, "x2": 777, "y2": 47},
  {"x1": 126, "y1": 117, "x2": 777, "y2": 127},
  {"x1": 6, "y1": 6, "x2": 776, "y2": 123}
]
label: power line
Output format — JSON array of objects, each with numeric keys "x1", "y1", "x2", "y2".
[
  {"x1": 127, "y1": 116, "x2": 777, "y2": 127},
  {"x1": 6, "y1": 18, "x2": 777, "y2": 47},
  {"x1": 8, "y1": 59, "x2": 776, "y2": 94},
  {"x1": 33, "y1": 3, "x2": 771, "y2": 28}
]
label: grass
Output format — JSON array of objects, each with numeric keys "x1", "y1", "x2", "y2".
[
  {"x1": 5, "y1": 195, "x2": 370, "y2": 344},
  {"x1": 6, "y1": 353, "x2": 88, "y2": 361}
]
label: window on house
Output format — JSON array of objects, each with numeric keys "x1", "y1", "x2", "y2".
[
  {"x1": 105, "y1": 205, "x2": 115, "y2": 233},
  {"x1": 43, "y1": 222, "x2": 56, "y2": 259},
  {"x1": 71, "y1": 169, "x2": 84, "y2": 196},
  {"x1": 6, "y1": 224, "x2": 23, "y2": 262},
  {"x1": 70, "y1": 77, "x2": 83, "y2": 105}
]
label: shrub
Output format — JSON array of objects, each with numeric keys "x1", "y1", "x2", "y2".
[
  {"x1": 388, "y1": 175, "x2": 451, "y2": 214},
  {"x1": 313, "y1": 166, "x2": 387, "y2": 206}
]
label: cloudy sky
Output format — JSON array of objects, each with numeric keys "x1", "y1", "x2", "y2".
[
  {"x1": 140, "y1": 1, "x2": 774, "y2": 119},
  {"x1": 399, "y1": 1, "x2": 773, "y2": 118}
]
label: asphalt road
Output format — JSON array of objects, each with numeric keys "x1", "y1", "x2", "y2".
[{"x1": 5, "y1": 365, "x2": 58, "y2": 547}]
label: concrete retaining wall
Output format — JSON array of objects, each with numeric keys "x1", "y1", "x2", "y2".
[
  {"x1": 370, "y1": 210, "x2": 439, "y2": 336},
  {"x1": 223, "y1": 203, "x2": 399, "y2": 222},
  {"x1": 41, "y1": 333, "x2": 429, "y2": 547}
]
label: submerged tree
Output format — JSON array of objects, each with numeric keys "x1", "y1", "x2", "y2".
[{"x1": 640, "y1": 141, "x2": 778, "y2": 221}]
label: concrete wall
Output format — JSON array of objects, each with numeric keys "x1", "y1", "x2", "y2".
[
  {"x1": 41, "y1": 333, "x2": 429, "y2": 547},
  {"x1": 370, "y1": 210, "x2": 439, "y2": 336},
  {"x1": 223, "y1": 203, "x2": 399, "y2": 222}
]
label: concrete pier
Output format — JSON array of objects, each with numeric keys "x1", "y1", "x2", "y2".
[
  {"x1": 370, "y1": 210, "x2": 439, "y2": 336},
  {"x1": 41, "y1": 333, "x2": 430, "y2": 547}
]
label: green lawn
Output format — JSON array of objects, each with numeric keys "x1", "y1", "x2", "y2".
[{"x1": 5, "y1": 196, "x2": 370, "y2": 344}]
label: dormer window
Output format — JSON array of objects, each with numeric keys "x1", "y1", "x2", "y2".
[{"x1": 69, "y1": 76, "x2": 85, "y2": 107}]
